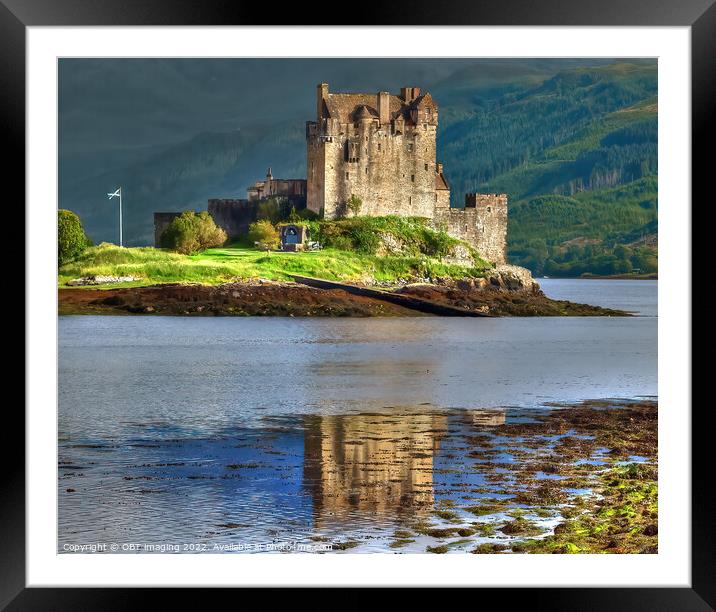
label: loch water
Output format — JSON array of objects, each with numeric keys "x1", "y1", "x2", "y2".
[{"x1": 58, "y1": 279, "x2": 657, "y2": 553}]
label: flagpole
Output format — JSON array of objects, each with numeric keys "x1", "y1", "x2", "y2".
[
  {"x1": 119, "y1": 187, "x2": 123, "y2": 247},
  {"x1": 107, "y1": 187, "x2": 124, "y2": 246}
]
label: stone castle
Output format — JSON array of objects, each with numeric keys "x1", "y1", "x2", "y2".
[
  {"x1": 154, "y1": 82, "x2": 507, "y2": 264},
  {"x1": 305, "y1": 83, "x2": 507, "y2": 263}
]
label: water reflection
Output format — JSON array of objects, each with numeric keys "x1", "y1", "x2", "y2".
[
  {"x1": 463, "y1": 408, "x2": 506, "y2": 427},
  {"x1": 59, "y1": 400, "x2": 658, "y2": 553},
  {"x1": 303, "y1": 412, "x2": 447, "y2": 526}
]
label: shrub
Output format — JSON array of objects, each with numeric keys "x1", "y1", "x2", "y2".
[
  {"x1": 256, "y1": 197, "x2": 292, "y2": 224},
  {"x1": 317, "y1": 215, "x2": 467, "y2": 260},
  {"x1": 297, "y1": 208, "x2": 319, "y2": 221},
  {"x1": 288, "y1": 206, "x2": 301, "y2": 223},
  {"x1": 346, "y1": 194, "x2": 363, "y2": 217},
  {"x1": 248, "y1": 220, "x2": 280, "y2": 251},
  {"x1": 58, "y1": 209, "x2": 90, "y2": 264},
  {"x1": 160, "y1": 211, "x2": 227, "y2": 255}
]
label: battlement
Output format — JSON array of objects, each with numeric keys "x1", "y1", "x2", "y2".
[
  {"x1": 465, "y1": 193, "x2": 508, "y2": 210},
  {"x1": 434, "y1": 194, "x2": 508, "y2": 264}
]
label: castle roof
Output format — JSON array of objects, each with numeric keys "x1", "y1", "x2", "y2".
[
  {"x1": 353, "y1": 104, "x2": 376, "y2": 121},
  {"x1": 325, "y1": 93, "x2": 401, "y2": 123},
  {"x1": 323, "y1": 90, "x2": 438, "y2": 125},
  {"x1": 413, "y1": 92, "x2": 436, "y2": 108},
  {"x1": 436, "y1": 172, "x2": 449, "y2": 191}
]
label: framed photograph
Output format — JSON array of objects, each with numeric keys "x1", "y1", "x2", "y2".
[{"x1": 9, "y1": 0, "x2": 708, "y2": 605}]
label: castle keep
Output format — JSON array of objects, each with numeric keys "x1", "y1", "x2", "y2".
[{"x1": 306, "y1": 83, "x2": 507, "y2": 263}]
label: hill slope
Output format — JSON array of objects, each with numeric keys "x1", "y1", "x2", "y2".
[{"x1": 436, "y1": 63, "x2": 658, "y2": 275}]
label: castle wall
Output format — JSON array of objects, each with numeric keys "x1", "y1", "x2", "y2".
[
  {"x1": 436, "y1": 188, "x2": 450, "y2": 210},
  {"x1": 249, "y1": 177, "x2": 306, "y2": 203},
  {"x1": 153, "y1": 212, "x2": 182, "y2": 247},
  {"x1": 306, "y1": 124, "x2": 327, "y2": 215},
  {"x1": 434, "y1": 194, "x2": 508, "y2": 264},
  {"x1": 308, "y1": 124, "x2": 439, "y2": 220},
  {"x1": 208, "y1": 199, "x2": 258, "y2": 239}
]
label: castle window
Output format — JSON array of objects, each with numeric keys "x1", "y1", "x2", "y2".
[
  {"x1": 378, "y1": 143, "x2": 381, "y2": 151},
  {"x1": 407, "y1": 143, "x2": 413, "y2": 152},
  {"x1": 345, "y1": 172, "x2": 349, "y2": 180},
  {"x1": 365, "y1": 167, "x2": 368, "y2": 174},
  {"x1": 411, "y1": 175, "x2": 415, "y2": 182},
  {"x1": 424, "y1": 163, "x2": 428, "y2": 171},
  {"x1": 487, "y1": 207, "x2": 491, "y2": 212}
]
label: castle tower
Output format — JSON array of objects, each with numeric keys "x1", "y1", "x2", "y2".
[{"x1": 306, "y1": 83, "x2": 446, "y2": 219}]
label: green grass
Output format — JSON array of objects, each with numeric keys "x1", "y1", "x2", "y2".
[
  {"x1": 317, "y1": 215, "x2": 474, "y2": 260},
  {"x1": 58, "y1": 242, "x2": 490, "y2": 288}
]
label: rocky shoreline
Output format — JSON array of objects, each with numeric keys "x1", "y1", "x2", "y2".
[{"x1": 59, "y1": 266, "x2": 629, "y2": 317}]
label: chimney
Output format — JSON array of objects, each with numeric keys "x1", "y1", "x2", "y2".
[
  {"x1": 378, "y1": 91, "x2": 390, "y2": 126},
  {"x1": 401, "y1": 87, "x2": 421, "y2": 104},
  {"x1": 317, "y1": 83, "x2": 329, "y2": 120}
]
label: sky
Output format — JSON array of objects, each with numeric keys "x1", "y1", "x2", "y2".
[
  {"x1": 59, "y1": 58, "x2": 473, "y2": 154},
  {"x1": 59, "y1": 57, "x2": 626, "y2": 155}
]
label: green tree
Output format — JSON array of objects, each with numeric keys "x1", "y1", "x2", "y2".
[
  {"x1": 346, "y1": 194, "x2": 363, "y2": 217},
  {"x1": 256, "y1": 198, "x2": 283, "y2": 223},
  {"x1": 288, "y1": 206, "x2": 301, "y2": 223},
  {"x1": 160, "y1": 211, "x2": 227, "y2": 255},
  {"x1": 248, "y1": 220, "x2": 280, "y2": 251},
  {"x1": 58, "y1": 209, "x2": 90, "y2": 264}
]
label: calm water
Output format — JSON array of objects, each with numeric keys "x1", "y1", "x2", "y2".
[
  {"x1": 539, "y1": 278, "x2": 657, "y2": 317},
  {"x1": 58, "y1": 279, "x2": 657, "y2": 553}
]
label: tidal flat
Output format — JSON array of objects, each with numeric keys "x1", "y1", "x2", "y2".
[{"x1": 59, "y1": 399, "x2": 657, "y2": 554}]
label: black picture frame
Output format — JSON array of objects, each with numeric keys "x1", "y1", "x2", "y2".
[{"x1": 6, "y1": 0, "x2": 706, "y2": 606}]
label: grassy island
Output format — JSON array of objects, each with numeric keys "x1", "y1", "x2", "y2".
[{"x1": 59, "y1": 216, "x2": 492, "y2": 289}]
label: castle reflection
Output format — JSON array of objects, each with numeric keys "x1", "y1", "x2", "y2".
[
  {"x1": 303, "y1": 411, "x2": 448, "y2": 526},
  {"x1": 463, "y1": 408, "x2": 506, "y2": 427}
]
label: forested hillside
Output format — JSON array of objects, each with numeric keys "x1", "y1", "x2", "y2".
[{"x1": 437, "y1": 63, "x2": 658, "y2": 276}]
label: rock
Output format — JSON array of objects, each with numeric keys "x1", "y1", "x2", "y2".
[
  {"x1": 66, "y1": 275, "x2": 140, "y2": 286},
  {"x1": 456, "y1": 279, "x2": 474, "y2": 292},
  {"x1": 643, "y1": 524, "x2": 658, "y2": 536},
  {"x1": 376, "y1": 233, "x2": 405, "y2": 256},
  {"x1": 442, "y1": 243, "x2": 474, "y2": 265},
  {"x1": 487, "y1": 265, "x2": 537, "y2": 292}
]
